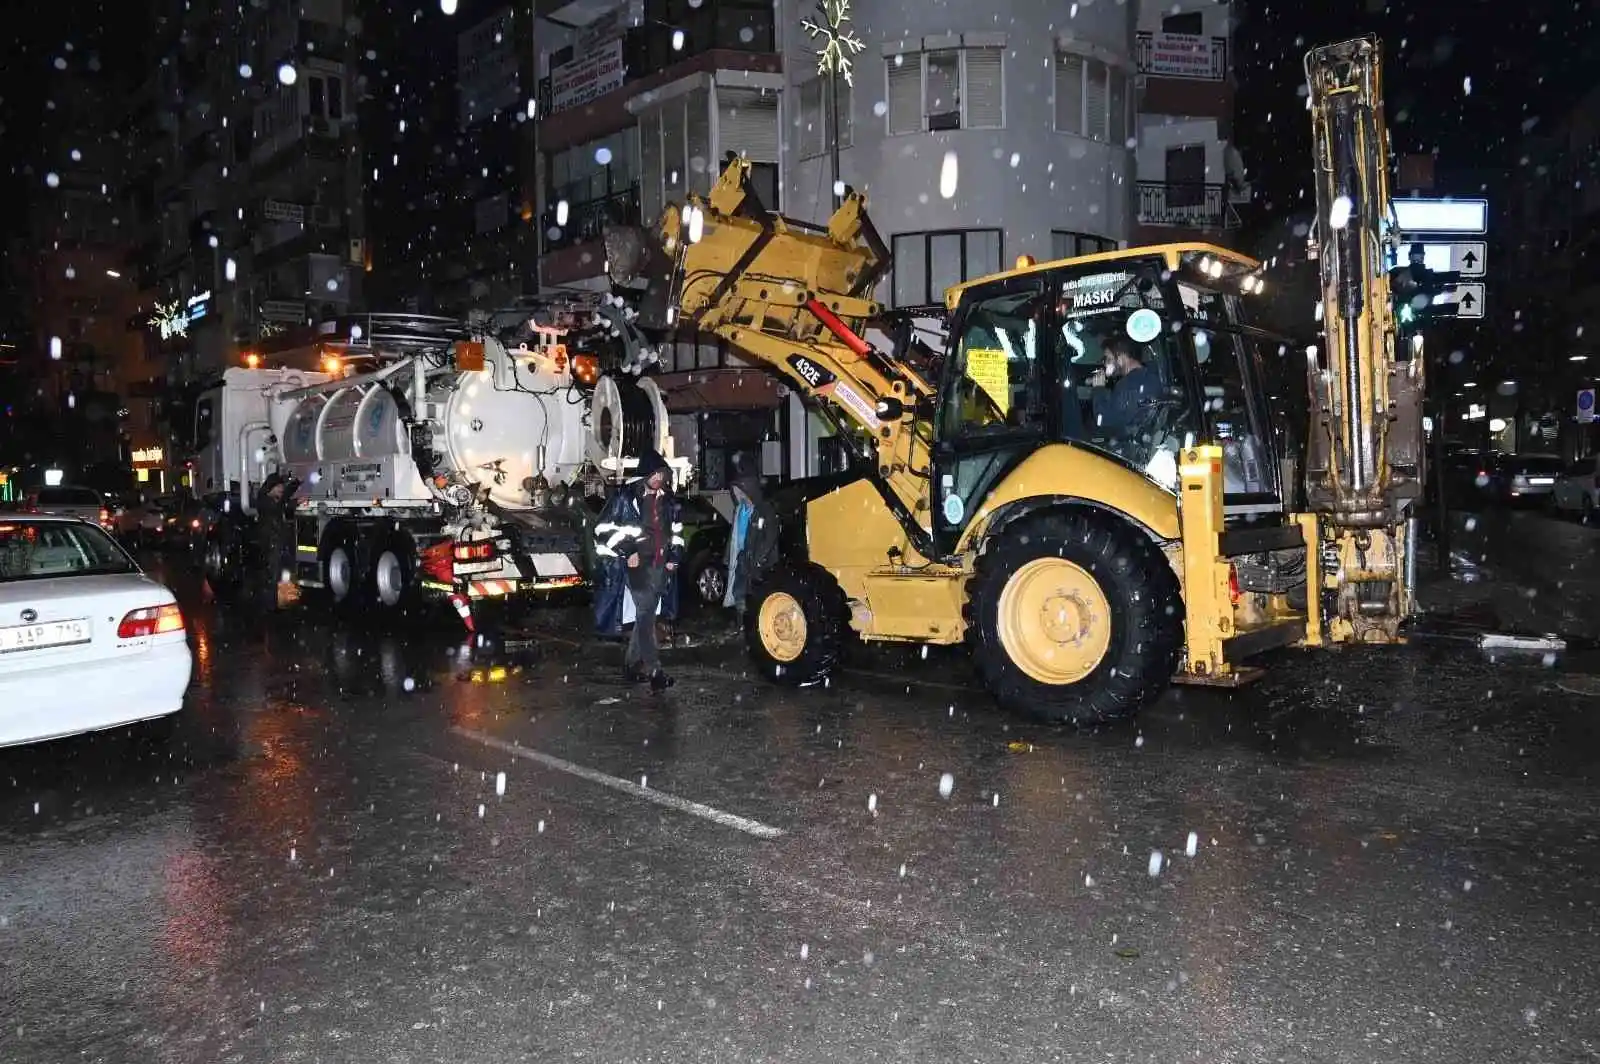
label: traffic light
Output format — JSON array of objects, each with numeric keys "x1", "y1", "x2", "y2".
[{"x1": 1389, "y1": 242, "x2": 1463, "y2": 324}]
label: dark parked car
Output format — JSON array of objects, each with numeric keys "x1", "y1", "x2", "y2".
[
  {"x1": 677, "y1": 496, "x2": 732, "y2": 611},
  {"x1": 1480, "y1": 452, "x2": 1563, "y2": 506}
]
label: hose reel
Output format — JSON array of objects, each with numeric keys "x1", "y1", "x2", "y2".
[{"x1": 587, "y1": 373, "x2": 671, "y2": 478}]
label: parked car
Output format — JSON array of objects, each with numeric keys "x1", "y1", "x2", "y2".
[
  {"x1": 677, "y1": 495, "x2": 733, "y2": 611},
  {"x1": 1482, "y1": 452, "x2": 1563, "y2": 506},
  {"x1": 1553, "y1": 455, "x2": 1600, "y2": 522},
  {"x1": 27, "y1": 485, "x2": 110, "y2": 527},
  {"x1": 0, "y1": 515, "x2": 192, "y2": 747}
]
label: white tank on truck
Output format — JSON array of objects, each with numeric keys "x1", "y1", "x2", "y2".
[{"x1": 191, "y1": 306, "x2": 682, "y2": 625}]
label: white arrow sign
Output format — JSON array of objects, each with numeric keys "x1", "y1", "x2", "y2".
[
  {"x1": 1452, "y1": 282, "x2": 1485, "y2": 319},
  {"x1": 1404, "y1": 240, "x2": 1486, "y2": 277}
]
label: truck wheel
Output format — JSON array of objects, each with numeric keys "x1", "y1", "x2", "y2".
[
  {"x1": 202, "y1": 530, "x2": 243, "y2": 602},
  {"x1": 745, "y1": 564, "x2": 848, "y2": 686},
  {"x1": 321, "y1": 533, "x2": 364, "y2": 609},
  {"x1": 968, "y1": 511, "x2": 1182, "y2": 726},
  {"x1": 372, "y1": 535, "x2": 416, "y2": 611}
]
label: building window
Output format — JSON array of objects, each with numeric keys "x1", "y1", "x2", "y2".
[
  {"x1": 1053, "y1": 51, "x2": 1130, "y2": 145},
  {"x1": 884, "y1": 46, "x2": 1004, "y2": 136},
  {"x1": 891, "y1": 229, "x2": 1002, "y2": 308},
  {"x1": 797, "y1": 76, "x2": 851, "y2": 158},
  {"x1": 550, "y1": 129, "x2": 641, "y2": 208},
  {"x1": 1050, "y1": 231, "x2": 1117, "y2": 260},
  {"x1": 1162, "y1": 11, "x2": 1204, "y2": 35},
  {"x1": 638, "y1": 88, "x2": 711, "y2": 225},
  {"x1": 1165, "y1": 144, "x2": 1207, "y2": 206}
]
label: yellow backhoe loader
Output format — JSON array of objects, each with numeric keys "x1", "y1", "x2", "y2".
[{"x1": 606, "y1": 35, "x2": 1417, "y2": 725}]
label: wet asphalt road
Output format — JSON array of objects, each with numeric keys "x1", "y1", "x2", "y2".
[{"x1": 3, "y1": 513, "x2": 1600, "y2": 1063}]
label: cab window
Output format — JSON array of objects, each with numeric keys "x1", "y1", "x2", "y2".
[{"x1": 942, "y1": 289, "x2": 1049, "y2": 438}]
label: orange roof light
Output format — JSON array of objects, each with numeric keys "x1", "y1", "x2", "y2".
[
  {"x1": 321, "y1": 354, "x2": 342, "y2": 375},
  {"x1": 1015, "y1": 255, "x2": 1036, "y2": 269},
  {"x1": 244, "y1": 352, "x2": 261, "y2": 369},
  {"x1": 571, "y1": 353, "x2": 600, "y2": 386}
]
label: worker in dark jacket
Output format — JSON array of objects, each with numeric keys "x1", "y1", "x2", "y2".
[
  {"x1": 593, "y1": 449, "x2": 684, "y2": 690},
  {"x1": 722, "y1": 471, "x2": 780, "y2": 629},
  {"x1": 253, "y1": 473, "x2": 295, "y2": 610}
]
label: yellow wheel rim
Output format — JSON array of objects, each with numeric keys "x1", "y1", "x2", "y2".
[
  {"x1": 996, "y1": 557, "x2": 1112, "y2": 685},
  {"x1": 758, "y1": 591, "x2": 808, "y2": 663}
]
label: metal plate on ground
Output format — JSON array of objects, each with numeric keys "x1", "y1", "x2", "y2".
[{"x1": 1556, "y1": 674, "x2": 1600, "y2": 697}]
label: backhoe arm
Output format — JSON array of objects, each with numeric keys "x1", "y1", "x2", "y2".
[
  {"x1": 1302, "y1": 36, "x2": 1425, "y2": 642},
  {"x1": 657, "y1": 160, "x2": 937, "y2": 528}
]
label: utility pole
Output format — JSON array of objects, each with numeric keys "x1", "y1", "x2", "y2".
[{"x1": 802, "y1": 0, "x2": 863, "y2": 209}]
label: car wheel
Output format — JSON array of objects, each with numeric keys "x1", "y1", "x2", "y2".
[{"x1": 686, "y1": 549, "x2": 728, "y2": 608}]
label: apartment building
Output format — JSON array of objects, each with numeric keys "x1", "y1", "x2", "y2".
[
  {"x1": 362, "y1": 1, "x2": 538, "y2": 311},
  {"x1": 531, "y1": 0, "x2": 1246, "y2": 482},
  {"x1": 125, "y1": 0, "x2": 365, "y2": 388}
]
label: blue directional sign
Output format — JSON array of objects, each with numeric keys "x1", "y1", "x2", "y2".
[{"x1": 1579, "y1": 388, "x2": 1596, "y2": 425}]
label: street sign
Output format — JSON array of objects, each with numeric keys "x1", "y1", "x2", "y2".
[
  {"x1": 1410, "y1": 240, "x2": 1485, "y2": 276},
  {"x1": 1448, "y1": 282, "x2": 1485, "y2": 319},
  {"x1": 1392, "y1": 198, "x2": 1489, "y2": 235},
  {"x1": 1579, "y1": 389, "x2": 1596, "y2": 425}
]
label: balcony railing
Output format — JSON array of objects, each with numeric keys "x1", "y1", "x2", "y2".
[
  {"x1": 538, "y1": 4, "x2": 776, "y2": 117},
  {"x1": 1135, "y1": 32, "x2": 1228, "y2": 81},
  {"x1": 542, "y1": 185, "x2": 641, "y2": 253},
  {"x1": 1137, "y1": 182, "x2": 1240, "y2": 230}
]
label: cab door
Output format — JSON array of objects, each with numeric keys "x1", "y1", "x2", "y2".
[{"x1": 931, "y1": 278, "x2": 1052, "y2": 557}]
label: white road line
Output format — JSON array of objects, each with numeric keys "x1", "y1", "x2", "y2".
[{"x1": 449, "y1": 727, "x2": 786, "y2": 840}]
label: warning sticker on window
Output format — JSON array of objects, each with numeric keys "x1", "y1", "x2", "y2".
[{"x1": 965, "y1": 347, "x2": 1010, "y2": 416}]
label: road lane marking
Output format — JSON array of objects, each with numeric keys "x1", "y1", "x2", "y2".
[{"x1": 448, "y1": 727, "x2": 786, "y2": 839}]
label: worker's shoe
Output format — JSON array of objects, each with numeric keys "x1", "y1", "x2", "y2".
[{"x1": 649, "y1": 670, "x2": 675, "y2": 692}]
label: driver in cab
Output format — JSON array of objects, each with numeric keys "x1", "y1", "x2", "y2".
[{"x1": 1087, "y1": 336, "x2": 1160, "y2": 443}]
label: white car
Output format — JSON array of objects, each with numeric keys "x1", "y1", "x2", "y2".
[
  {"x1": 0, "y1": 516, "x2": 193, "y2": 747},
  {"x1": 1553, "y1": 455, "x2": 1600, "y2": 521},
  {"x1": 29, "y1": 485, "x2": 110, "y2": 527}
]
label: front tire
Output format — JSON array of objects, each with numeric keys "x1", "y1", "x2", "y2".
[
  {"x1": 684, "y1": 548, "x2": 728, "y2": 611},
  {"x1": 202, "y1": 527, "x2": 245, "y2": 602},
  {"x1": 745, "y1": 563, "x2": 848, "y2": 686},
  {"x1": 968, "y1": 511, "x2": 1182, "y2": 726}
]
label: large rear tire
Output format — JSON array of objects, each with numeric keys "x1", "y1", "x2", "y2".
[
  {"x1": 968, "y1": 511, "x2": 1182, "y2": 726},
  {"x1": 371, "y1": 533, "x2": 417, "y2": 613},
  {"x1": 745, "y1": 563, "x2": 848, "y2": 686},
  {"x1": 320, "y1": 529, "x2": 367, "y2": 612}
]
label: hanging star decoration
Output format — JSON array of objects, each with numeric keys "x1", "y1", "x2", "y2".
[
  {"x1": 258, "y1": 321, "x2": 286, "y2": 339},
  {"x1": 149, "y1": 300, "x2": 188, "y2": 340},
  {"x1": 802, "y1": 0, "x2": 865, "y2": 85}
]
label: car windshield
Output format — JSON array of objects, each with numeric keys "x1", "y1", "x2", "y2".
[
  {"x1": 1511, "y1": 455, "x2": 1563, "y2": 475},
  {"x1": 0, "y1": 521, "x2": 138, "y2": 581},
  {"x1": 36, "y1": 487, "x2": 102, "y2": 507}
]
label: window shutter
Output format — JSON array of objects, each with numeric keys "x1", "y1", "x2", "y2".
[
  {"x1": 886, "y1": 54, "x2": 922, "y2": 136},
  {"x1": 925, "y1": 50, "x2": 960, "y2": 127},
  {"x1": 1054, "y1": 53, "x2": 1083, "y2": 134},
  {"x1": 832, "y1": 79, "x2": 853, "y2": 149},
  {"x1": 797, "y1": 79, "x2": 824, "y2": 158},
  {"x1": 720, "y1": 88, "x2": 780, "y2": 163},
  {"x1": 964, "y1": 47, "x2": 1003, "y2": 129},
  {"x1": 1108, "y1": 68, "x2": 1128, "y2": 146},
  {"x1": 1085, "y1": 60, "x2": 1109, "y2": 142}
]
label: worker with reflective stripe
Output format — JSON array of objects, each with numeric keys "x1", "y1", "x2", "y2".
[{"x1": 591, "y1": 448, "x2": 683, "y2": 690}]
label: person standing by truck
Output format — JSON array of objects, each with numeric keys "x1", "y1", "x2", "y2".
[
  {"x1": 722, "y1": 471, "x2": 779, "y2": 630},
  {"x1": 252, "y1": 474, "x2": 297, "y2": 610},
  {"x1": 593, "y1": 449, "x2": 684, "y2": 690}
]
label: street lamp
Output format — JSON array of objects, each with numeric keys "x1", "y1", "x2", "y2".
[{"x1": 802, "y1": 0, "x2": 864, "y2": 208}]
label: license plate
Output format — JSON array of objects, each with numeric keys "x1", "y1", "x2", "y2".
[
  {"x1": 1529, "y1": 477, "x2": 1554, "y2": 485},
  {"x1": 0, "y1": 619, "x2": 91, "y2": 654}
]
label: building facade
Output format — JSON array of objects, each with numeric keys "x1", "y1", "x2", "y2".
[{"x1": 530, "y1": 0, "x2": 1245, "y2": 484}]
